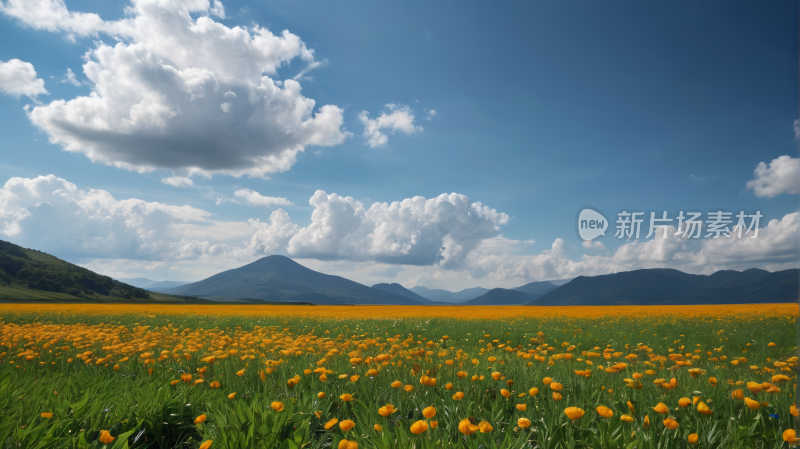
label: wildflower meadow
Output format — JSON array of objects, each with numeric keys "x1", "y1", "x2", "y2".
[{"x1": 0, "y1": 303, "x2": 797, "y2": 449}]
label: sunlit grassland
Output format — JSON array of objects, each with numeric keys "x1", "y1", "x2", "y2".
[{"x1": 0, "y1": 304, "x2": 796, "y2": 449}]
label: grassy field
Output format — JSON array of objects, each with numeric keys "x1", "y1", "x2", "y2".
[{"x1": 0, "y1": 303, "x2": 796, "y2": 448}]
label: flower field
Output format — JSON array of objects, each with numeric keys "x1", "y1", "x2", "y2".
[{"x1": 0, "y1": 303, "x2": 797, "y2": 448}]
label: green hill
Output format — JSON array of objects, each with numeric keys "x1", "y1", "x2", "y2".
[{"x1": 0, "y1": 239, "x2": 151, "y2": 301}]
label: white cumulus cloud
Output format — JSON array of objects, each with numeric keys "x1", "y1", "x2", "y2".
[
  {"x1": 233, "y1": 188, "x2": 293, "y2": 207},
  {"x1": 359, "y1": 103, "x2": 422, "y2": 148},
  {"x1": 0, "y1": 58, "x2": 48, "y2": 98},
  {"x1": 2, "y1": 0, "x2": 349, "y2": 179},
  {"x1": 746, "y1": 155, "x2": 800, "y2": 197}
]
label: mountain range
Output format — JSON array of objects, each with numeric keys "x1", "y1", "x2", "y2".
[
  {"x1": 530, "y1": 267, "x2": 798, "y2": 306},
  {"x1": 2, "y1": 238, "x2": 796, "y2": 306}
]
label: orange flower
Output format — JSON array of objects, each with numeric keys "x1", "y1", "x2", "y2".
[
  {"x1": 678, "y1": 398, "x2": 691, "y2": 407},
  {"x1": 318, "y1": 392, "x2": 326, "y2": 399},
  {"x1": 410, "y1": 420, "x2": 428, "y2": 434},
  {"x1": 620, "y1": 414, "x2": 634, "y2": 422},
  {"x1": 784, "y1": 429, "x2": 799, "y2": 445},
  {"x1": 373, "y1": 424, "x2": 382, "y2": 432},
  {"x1": 228, "y1": 392, "x2": 236, "y2": 400},
  {"x1": 271, "y1": 402, "x2": 284, "y2": 412},
  {"x1": 391, "y1": 381, "x2": 401, "y2": 388},
  {"x1": 731, "y1": 389, "x2": 744, "y2": 400},
  {"x1": 746, "y1": 381, "x2": 762, "y2": 394},
  {"x1": 40, "y1": 412, "x2": 53, "y2": 419},
  {"x1": 552, "y1": 392, "x2": 562, "y2": 401},
  {"x1": 643, "y1": 415, "x2": 649, "y2": 428},
  {"x1": 688, "y1": 434, "x2": 698, "y2": 445},
  {"x1": 430, "y1": 421, "x2": 438, "y2": 429},
  {"x1": 199, "y1": 441, "x2": 213, "y2": 449},
  {"x1": 195, "y1": 414, "x2": 207, "y2": 424},
  {"x1": 708, "y1": 377, "x2": 717, "y2": 387},
  {"x1": 596, "y1": 406, "x2": 613, "y2": 418},
  {"x1": 550, "y1": 382, "x2": 563, "y2": 391},
  {"x1": 653, "y1": 403, "x2": 668, "y2": 414},
  {"x1": 324, "y1": 419, "x2": 339, "y2": 430},
  {"x1": 500, "y1": 389, "x2": 511, "y2": 398},
  {"x1": 791, "y1": 405, "x2": 799, "y2": 417},
  {"x1": 517, "y1": 417, "x2": 531, "y2": 428},
  {"x1": 478, "y1": 421, "x2": 493, "y2": 433},
  {"x1": 459, "y1": 419, "x2": 479, "y2": 435},
  {"x1": 744, "y1": 398, "x2": 760, "y2": 410},
  {"x1": 422, "y1": 407, "x2": 436, "y2": 419},
  {"x1": 627, "y1": 401, "x2": 634, "y2": 413},
  {"x1": 491, "y1": 372, "x2": 502, "y2": 381},
  {"x1": 564, "y1": 407, "x2": 584, "y2": 420},
  {"x1": 452, "y1": 391, "x2": 465, "y2": 400},
  {"x1": 378, "y1": 404, "x2": 396, "y2": 417},
  {"x1": 663, "y1": 418, "x2": 679, "y2": 430},
  {"x1": 516, "y1": 404, "x2": 527, "y2": 411},
  {"x1": 340, "y1": 394, "x2": 353, "y2": 402},
  {"x1": 404, "y1": 385, "x2": 414, "y2": 392},
  {"x1": 338, "y1": 439, "x2": 358, "y2": 449},
  {"x1": 543, "y1": 377, "x2": 552, "y2": 385},
  {"x1": 529, "y1": 387, "x2": 539, "y2": 396},
  {"x1": 339, "y1": 419, "x2": 355, "y2": 432},
  {"x1": 98, "y1": 430, "x2": 115, "y2": 444},
  {"x1": 445, "y1": 382, "x2": 453, "y2": 390}
]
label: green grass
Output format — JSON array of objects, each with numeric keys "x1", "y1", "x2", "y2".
[{"x1": 0, "y1": 308, "x2": 796, "y2": 449}]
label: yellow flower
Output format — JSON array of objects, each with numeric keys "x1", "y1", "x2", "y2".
[
  {"x1": 315, "y1": 411, "x2": 322, "y2": 419},
  {"x1": 339, "y1": 420, "x2": 355, "y2": 432},
  {"x1": 430, "y1": 421, "x2": 438, "y2": 429},
  {"x1": 543, "y1": 377, "x2": 552, "y2": 385},
  {"x1": 373, "y1": 424, "x2": 382, "y2": 432},
  {"x1": 491, "y1": 372, "x2": 502, "y2": 380},
  {"x1": 516, "y1": 404, "x2": 527, "y2": 411},
  {"x1": 199, "y1": 441, "x2": 213, "y2": 449},
  {"x1": 791, "y1": 405, "x2": 799, "y2": 417},
  {"x1": 517, "y1": 417, "x2": 531, "y2": 428},
  {"x1": 478, "y1": 421, "x2": 493, "y2": 433},
  {"x1": 350, "y1": 375, "x2": 359, "y2": 383},
  {"x1": 410, "y1": 420, "x2": 428, "y2": 434},
  {"x1": 422, "y1": 407, "x2": 436, "y2": 418},
  {"x1": 271, "y1": 402, "x2": 284, "y2": 412},
  {"x1": 620, "y1": 414, "x2": 634, "y2": 423},
  {"x1": 500, "y1": 389, "x2": 511, "y2": 398},
  {"x1": 663, "y1": 418, "x2": 679, "y2": 430},
  {"x1": 340, "y1": 393, "x2": 353, "y2": 402},
  {"x1": 40, "y1": 412, "x2": 53, "y2": 419},
  {"x1": 595, "y1": 405, "x2": 613, "y2": 418},
  {"x1": 452, "y1": 391, "x2": 465, "y2": 400},
  {"x1": 564, "y1": 407, "x2": 584, "y2": 420},
  {"x1": 404, "y1": 385, "x2": 414, "y2": 392},
  {"x1": 318, "y1": 392, "x2": 326, "y2": 399},
  {"x1": 688, "y1": 433, "x2": 698, "y2": 445},
  {"x1": 324, "y1": 418, "x2": 339, "y2": 430},
  {"x1": 228, "y1": 392, "x2": 236, "y2": 400},
  {"x1": 697, "y1": 402, "x2": 713, "y2": 415},
  {"x1": 391, "y1": 381, "x2": 402, "y2": 388},
  {"x1": 678, "y1": 397, "x2": 691, "y2": 407},
  {"x1": 98, "y1": 430, "x2": 115, "y2": 444},
  {"x1": 552, "y1": 392, "x2": 562, "y2": 401},
  {"x1": 550, "y1": 382, "x2": 563, "y2": 391},
  {"x1": 195, "y1": 414, "x2": 207, "y2": 424},
  {"x1": 731, "y1": 389, "x2": 744, "y2": 400},
  {"x1": 529, "y1": 387, "x2": 539, "y2": 396},
  {"x1": 236, "y1": 369, "x2": 244, "y2": 377}
]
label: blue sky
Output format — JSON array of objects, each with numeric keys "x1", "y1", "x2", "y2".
[{"x1": 0, "y1": 0, "x2": 797, "y2": 290}]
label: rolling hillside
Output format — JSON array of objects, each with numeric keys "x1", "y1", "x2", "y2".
[
  {"x1": 0, "y1": 240, "x2": 150, "y2": 301},
  {"x1": 371, "y1": 283, "x2": 435, "y2": 304}
]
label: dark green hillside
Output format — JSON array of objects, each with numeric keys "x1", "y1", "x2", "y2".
[{"x1": 0, "y1": 240, "x2": 150, "y2": 300}]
